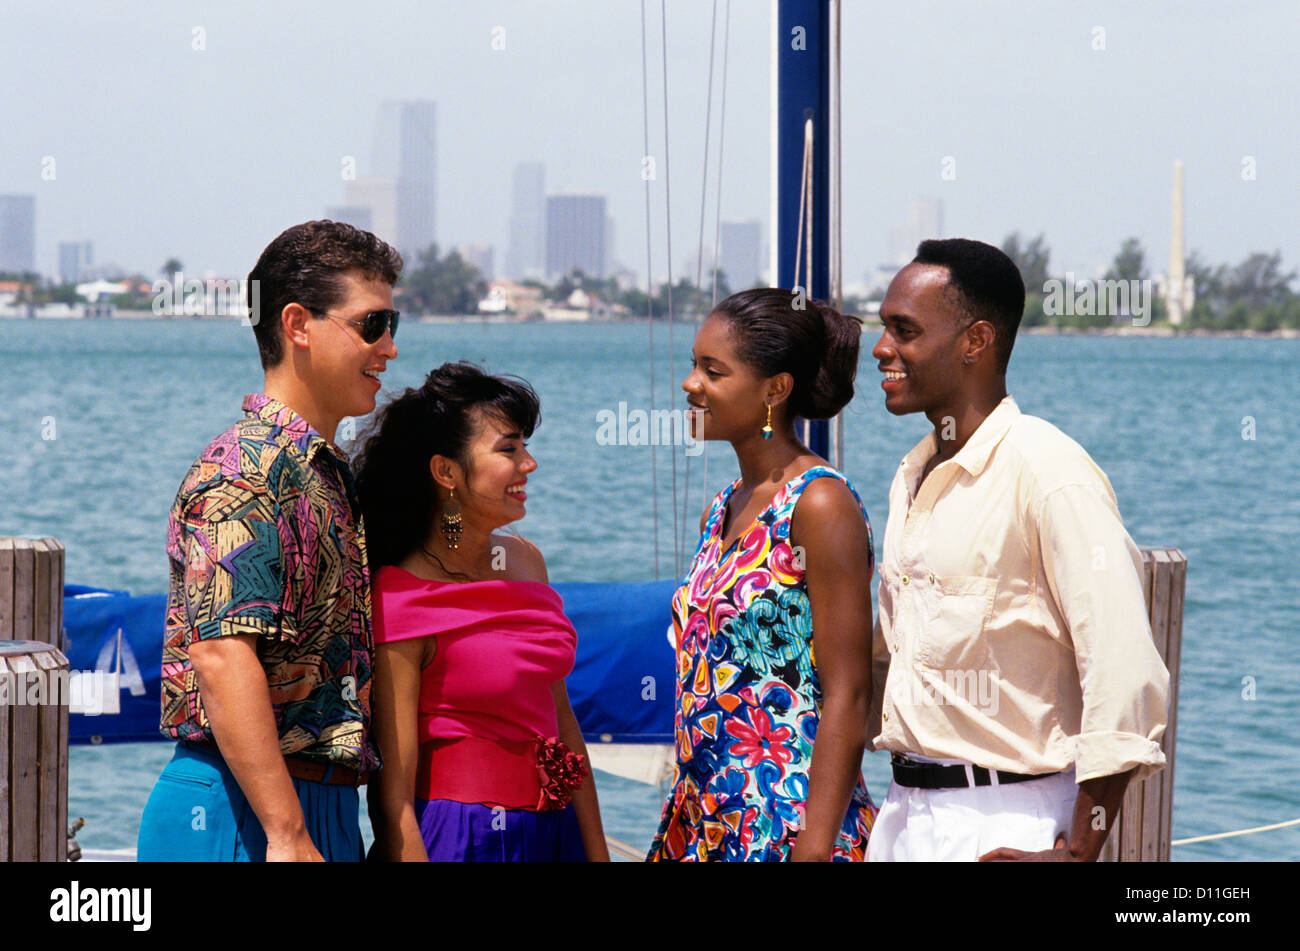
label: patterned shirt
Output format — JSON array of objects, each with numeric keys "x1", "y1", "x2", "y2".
[{"x1": 159, "y1": 394, "x2": 380, "y2": 773}]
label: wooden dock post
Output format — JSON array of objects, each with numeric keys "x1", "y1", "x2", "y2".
[
  {"x1": 1098, "y1": 546, "x2": 1186, "y2": 862},
  {"x1": 0, "y1": 537, "x2": 69, "y2": 862}
]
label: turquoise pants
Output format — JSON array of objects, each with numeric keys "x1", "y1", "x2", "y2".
[{"x1": 137, "y1": 742, "x2": 363, "y2": 861}]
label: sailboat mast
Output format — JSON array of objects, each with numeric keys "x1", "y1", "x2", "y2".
[{"x1": 773, "y1": 0, "x2": 838, "y2": 460}]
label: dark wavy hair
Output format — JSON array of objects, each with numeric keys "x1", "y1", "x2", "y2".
[
  {"x1": 913, "y1": 238, "x2": 1025, "y2": 374},
  {"x1": 352, "y1": 362, "x2": 540, "y2": 570},
  {"x1": 710, "y1": 287, "x2": 863, "y2": 419},
  {"x1": 247, "y1": 219, "x2": 403, "y2": 369}
]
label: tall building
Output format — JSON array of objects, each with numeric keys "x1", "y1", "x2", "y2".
[
  {"x1": 0, "y1": 195, "x2": 36, "y2": 274},
  {"x1": 457, "y1": 243, "x2": 495, "y2": 281},
  {"x1": 58, "y1": 240, "x2": 94, "y2": 284},
  {"x1": 505, "y1": 162, "x2": 545, "y2": 279},
  {"x1": 719, "y1": 220, "x2": 763, "y2": 290},
  {"x1": 325, "y1": 205, "x2": 374, "y2": 233},
  {"x1": 344, "y1": 179, "x2": 399, "y2": 253},
  {"x1": 886, "y1": 196, "x2": 944, "y2": 267},
  {"x1": 372, "y1": 100, "x2": 437, "y2": 261},
  {"x1": 546, "y1": 195, "x2": 607, "y2": 280}
]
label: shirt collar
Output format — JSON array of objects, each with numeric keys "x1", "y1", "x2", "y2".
[
  {"x1": 241, "y1": 393, "x2": 351, "y2": 465},
  {"x1": 899, "y1": 395, "x2": 1020, "y2": 486}
]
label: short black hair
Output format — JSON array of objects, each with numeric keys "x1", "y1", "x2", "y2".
[
  {"x1": 247, "y1": 220, "x2": 403, "y2": 369},
  {"x1": 913, "y1": 238, "x2": 1025, "y2": 374}
]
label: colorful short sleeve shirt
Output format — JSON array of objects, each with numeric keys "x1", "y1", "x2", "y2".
[{"x1": 159, "y1": 394, "x2": 380, "y2": 773}]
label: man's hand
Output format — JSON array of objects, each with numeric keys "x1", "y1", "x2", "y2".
[
  {"x1": 978, "y1": 832, "x2": 1072, "y2": 862},
  {"x1": 266, "y1": 828, "x2": 325, "y2": 862},
  {"x1": 977, "y1": 769, "x2": 1134, "y2": 863}
]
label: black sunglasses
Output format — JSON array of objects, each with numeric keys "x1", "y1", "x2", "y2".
[{"x1": 313, "y1": 308, "x2": 400, "y2": 343}]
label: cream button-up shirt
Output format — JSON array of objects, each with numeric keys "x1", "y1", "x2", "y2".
[{"x1": 868, "y1": 396, "x2": 1169, "y2": 783}]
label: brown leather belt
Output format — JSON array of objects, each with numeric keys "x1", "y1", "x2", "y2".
[{"x1": 284, "y1": 755, "x2": 367, "y2": 787}]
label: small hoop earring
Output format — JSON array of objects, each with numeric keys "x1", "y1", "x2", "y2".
[
  {"x1": 440, "y1": 487, "x2": 463, "y2": 549},
  {"x1": 761, "y1": 402, "x2": 773, "y2": 440}
]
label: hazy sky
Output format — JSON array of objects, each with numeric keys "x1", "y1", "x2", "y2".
[{"x1": 3, "y1": 0, "x2": 1296, "y2": 286}]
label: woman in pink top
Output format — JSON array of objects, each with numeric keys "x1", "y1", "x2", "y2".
[{"x1": 356, "y1": 362, "x2": 608, "y2": 861}]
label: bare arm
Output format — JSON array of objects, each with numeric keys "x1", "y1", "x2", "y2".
[
  {"x1": 368, "y1": 637, "x2": 432, "y2": 861},
  {"x1": 189, "y1": 635, "x2": 322, "y2": 862},
  {"x1": 553, "y1": 681, "x2": 610, "y2": 861},
  {"x1": 510, "y1": 535, "x2": 608, "y2": 861},
  {"x1": 788, "y1": 478, "x2": 874, "y2": 861}
]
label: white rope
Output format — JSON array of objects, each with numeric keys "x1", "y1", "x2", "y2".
[
  {"x1": 791, "y1": 117, "x2": 814, "y2": 445},
  {"x1": 1171, "y1": 816, "x2": 1300, "y2": 846}
]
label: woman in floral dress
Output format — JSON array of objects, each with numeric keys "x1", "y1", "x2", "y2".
[{"x1": 648, "y1": 288, "x2": 877, "y2": 862}]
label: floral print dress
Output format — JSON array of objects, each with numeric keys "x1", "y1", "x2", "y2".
[{"x1": 647, "y1": 466, "x2": 877, "y2": 861}]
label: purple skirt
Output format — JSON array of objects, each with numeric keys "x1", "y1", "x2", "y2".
[{"x1": 415, "y1": 798, "x2": 587, "y2": 862}]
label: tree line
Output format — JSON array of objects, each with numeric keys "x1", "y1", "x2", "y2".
[{"x1": 1000, "y1": 233, "x2": 1299, "y2": 331}]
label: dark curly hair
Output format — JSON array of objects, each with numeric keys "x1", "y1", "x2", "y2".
[
  {"x1": 353, "y1": 361, "x2": 540, "y2": 570},
  {"x1": 247, "y1": 219, "x2": 403, "y2": 369},
  {"x1": 710, "y1": 287, "x2": 862, "y2": 420}
]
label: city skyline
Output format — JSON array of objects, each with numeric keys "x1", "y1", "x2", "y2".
[{"x1": 2, "y1": 2, "x2": 1296, "y2": 288}]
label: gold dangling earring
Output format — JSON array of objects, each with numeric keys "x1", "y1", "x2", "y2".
[
  {"x1": 762, "y1": 402, "x2": 773, "y2": 440},
  {"x1": 440, "y1": 486, "x2": 463, "y2": 549}
]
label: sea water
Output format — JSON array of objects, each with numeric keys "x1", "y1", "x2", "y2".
[{"x1": 2, "y1": 318, "x2": 1297, "y2": 861}]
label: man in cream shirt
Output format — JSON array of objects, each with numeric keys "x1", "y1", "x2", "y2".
[{"x1": 865, "y1": 238, "x2": 1170, "y2": 862}]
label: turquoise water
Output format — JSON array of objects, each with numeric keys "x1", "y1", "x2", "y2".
[{"x1": 2, "y1": 318, "x2": 1297, "y2": 860}]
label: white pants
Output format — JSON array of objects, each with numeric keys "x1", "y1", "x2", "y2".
[{"x1": 866, "y1": 759, "x2": 1077, "y2": 862}]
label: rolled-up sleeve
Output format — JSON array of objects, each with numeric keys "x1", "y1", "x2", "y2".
[
  {"x1": 1036, "y1": 482, "x2": 1170, "y2": 782},
  {"x1": 176, "y1": 479, "x2": 292, "y2": 644}
]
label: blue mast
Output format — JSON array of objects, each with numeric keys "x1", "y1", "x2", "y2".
[{"x1": 775, "y1": 0, "x2": 833, "y2": 458}]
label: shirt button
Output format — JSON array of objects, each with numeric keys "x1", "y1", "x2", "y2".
[
  {"x1": 883, "y1": 712, "x2": 889, "y2": 721},
  {"x1": 928, "y1": 572, "x2": 935, "y2": 584},
  {"x1": 902, "y1": 574, "x2": 910, "y2": 585},
  {"x1": 893, "y1": 642, "x2": 899, "y2": 652}
]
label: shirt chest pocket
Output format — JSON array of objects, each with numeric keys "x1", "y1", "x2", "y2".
[{"x1": 917, "y1": 574, "x2": 997, "y2": 671}]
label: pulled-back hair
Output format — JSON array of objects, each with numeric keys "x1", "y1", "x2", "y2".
[
  {"x1": 710, "y1": 287, "x2": 862, "y2": 419},
  {"x1": 913, "y1": 238, "x2": 1025, "y2": 374},
  {"x1": 352, "y1": 362, "x2": 540, "y2": 569},
  {"x1": 247, "y1": 220, "x2": 403, "y2": 369}
]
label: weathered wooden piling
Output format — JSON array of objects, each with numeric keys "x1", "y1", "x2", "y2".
[
  {"x1": 0, "y1": 537, "x2": 69, "y2": 862},
  {"x1": 1099, "y1": 546, "x2": 1187, "y2": 862}
]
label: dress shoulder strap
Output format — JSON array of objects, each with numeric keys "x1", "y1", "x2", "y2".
[{"x1": 770, "y1": 465, "x2": 870, "y2": 531}]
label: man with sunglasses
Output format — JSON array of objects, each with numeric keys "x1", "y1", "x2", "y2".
[{"x1": 139, "y1": 220, "x2": 401, "y2": 861}]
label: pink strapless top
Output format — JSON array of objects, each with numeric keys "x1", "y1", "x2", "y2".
[{"x1": 372, "y1": 565, "x2": 577, "y2": 744}]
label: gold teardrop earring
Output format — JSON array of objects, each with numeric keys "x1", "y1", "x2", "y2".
[
  {"x1": 762, "y1": 402, "x2": 773, "y2": 439},
  {"x1": 441, "y1": 486, "x2": 463, "y2": 549}
]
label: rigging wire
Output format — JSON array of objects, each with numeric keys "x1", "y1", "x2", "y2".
[
  {"x1": 639, "y1": 0, "x2": 660, "y2": 579},
  {"x1": 682, "y1": 0, "x2": 720, "y2": 565},
  {"x1": 659, "y1": 0, "x2": 681, "y2": 577},
  {"x1": 703, "y1": 0, "x2": 732, "y2": 523}
]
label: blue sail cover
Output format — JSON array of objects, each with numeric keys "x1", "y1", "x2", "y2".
[{"x1": 63, "y1": 580, "x2": 677, "y2": 746}]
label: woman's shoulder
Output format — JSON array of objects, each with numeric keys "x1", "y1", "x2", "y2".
[
  {"x1": 492, "y1": 534, "x2": 549, "y2": 583},
  {"x1": 781, "y1": 463, "x2": 869, "y2": 531}
]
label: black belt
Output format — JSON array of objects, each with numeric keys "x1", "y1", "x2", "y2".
[{"x1": 891, "y1": 753, "x2": 1058, "y2": 790}]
